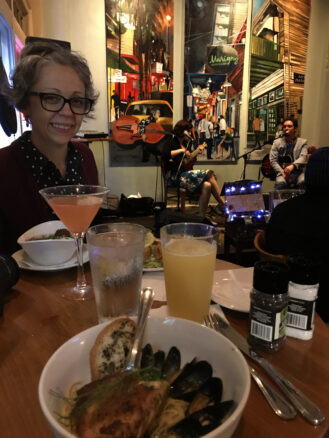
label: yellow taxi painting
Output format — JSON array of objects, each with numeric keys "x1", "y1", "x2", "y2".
[{"x1": 125, "y1": 99, "x2": 173, "y2": 132}]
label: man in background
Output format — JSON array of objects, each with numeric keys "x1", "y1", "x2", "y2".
[
  {"x1": 203, "y1": 115, "x2": 215, "y2": 159},
  {"x1": 252, "y1": 113, "x2": 261, "y2": 148},
  {"x1": 198, "y1": 114, "x2": 207, "y2": 143},
  {"x1": 111, "y1": 90, "x2": 120, "y2": 120},
  {"x1": 138, "y1": 106, "x2": 161, "y2": 162},
  {"x1": 269, "y1": 118, "x2": 308, "y2": 189},
  {"x1": 219, "y1": 115, "x2": 226, "y2": 140}
]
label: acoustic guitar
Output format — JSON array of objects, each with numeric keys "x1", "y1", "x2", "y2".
[
  {"x1": 182, "y1": 142, "x2": 207, "y2": 171},
  {"x1": 261, "y1": 154, "x2": 292, "y2": 180}
]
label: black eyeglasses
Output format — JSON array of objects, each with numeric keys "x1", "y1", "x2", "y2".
[
  {"x1": 30, "y1": 92, "x2": 93, "y2": 115},
  {"x1": 283, "y1": 124, "x2": 294, "y2": 128}
]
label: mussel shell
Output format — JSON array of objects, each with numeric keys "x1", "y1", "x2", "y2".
[
  {"x1": 140, "y1": 343, "x2": 154, "y2": 368},
  {"x1": 171, "y1": 360, "x2": 213, "y2": 400},
  {"x1": 168, "y1": 417, "x2": 201, "y2": 438},
  {"x1": 188, "y1": 377, "x2": 223, "y2": 414},
  {"x1": 154, "y1": 350, "x2": 166, "y2": 370},
  {"x1": 190, "y1": 400, "x2": 235, "y2": 435},
  {"x1": 162, "y1": 346, "x2": 181, "y2": 381}
]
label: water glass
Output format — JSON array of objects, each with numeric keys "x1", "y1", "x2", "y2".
[
  {"x1": 161, "y1": 222, "x2": 218, "y2": 323},
  {"x1": 86, "y1": 223, "x2": 146, "y2": 322}
]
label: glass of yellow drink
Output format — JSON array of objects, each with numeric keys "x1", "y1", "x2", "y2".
[{"x1": 161, "y1": 223, "x2": 218, "y2": 323}]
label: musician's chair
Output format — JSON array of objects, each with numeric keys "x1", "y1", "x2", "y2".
[{"x1": 158, "y1": 158, "x2": 200, "y2": 212}]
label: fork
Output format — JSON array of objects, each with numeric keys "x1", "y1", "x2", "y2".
[{"x1": 204, "y1": 314, "x2": 297, "y2": 420}]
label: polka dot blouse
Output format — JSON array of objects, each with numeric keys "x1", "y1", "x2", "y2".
[{"x1": 18, "y1": 131, "x2": 84, "y2": 188}]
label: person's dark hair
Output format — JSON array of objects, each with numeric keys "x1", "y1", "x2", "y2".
[
  {"x1": 283, "y1": 117, "x2": 297, "y2": 129},
  {"x1": 305, "y1": 147, "x2": 329, "y2": 190},
  {"x1": 10, "y1": 42, "x2": 98, "y2": 116},
  {"x1": 173, "y1": 119, "x2": 192, "y2": 137}
]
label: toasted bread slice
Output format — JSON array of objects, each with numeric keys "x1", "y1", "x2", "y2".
[{"x1": 90, "y1": 317, "x2": 136, "y2": 380}]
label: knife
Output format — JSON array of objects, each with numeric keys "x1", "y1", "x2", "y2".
[{"x1": 211, "y1": 312, "x2": 325, "y2": 426}]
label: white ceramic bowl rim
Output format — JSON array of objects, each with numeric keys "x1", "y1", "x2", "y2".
[
  {"x1": 17, "y1": 220, "x2": 72, "y2": 243},
  {"x1": 39, "y1": 316, "x2": 250, "y2": 438}
]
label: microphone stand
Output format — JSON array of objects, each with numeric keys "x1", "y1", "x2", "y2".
[
  {"x1": 238, "y1": 144, "x2": 262, "y2": 180},
  {"x1": 238, "y1": 133, "x2": 288, "y2": 180}
]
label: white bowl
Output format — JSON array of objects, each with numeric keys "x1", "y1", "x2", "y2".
[
  {"x1": 17, "y1": 220, "x2": 76, "y2": 266},
  {"x1": 39, "y1": 317, "x2": 250, "y2": 438}
]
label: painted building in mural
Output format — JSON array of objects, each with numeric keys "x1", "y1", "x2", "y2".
[
  {"x1": 185, "y1": 0, "x2": 248, "y2": 133},
  {"x1": 105, "y1": 1, "x2": 173, "y2": 122},
  {"x1": 248, "y1": 0, "x2": 310, "y2": 144}
]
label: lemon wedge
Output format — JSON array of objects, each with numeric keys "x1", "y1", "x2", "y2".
[{"x1": 145, "y1": 231, "x2": 155, "y2": 248}]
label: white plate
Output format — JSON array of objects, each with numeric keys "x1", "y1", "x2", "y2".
[
  {"x1": 211, "y1": 267, "x2": 253, "y2": 313},
  {"x1": 143, "y1": 266, "x2": 163, "y2": 272},
  {"x1": 13, "y1": 248, "x2": 89, "y2": 272}
]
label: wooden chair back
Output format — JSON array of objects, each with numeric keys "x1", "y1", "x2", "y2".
[{"x1": 254, "y1": 230, "x2": 287, "y2": 264}]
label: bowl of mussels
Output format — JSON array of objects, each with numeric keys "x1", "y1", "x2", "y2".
[{"x1": 39, "y1": 316, "x2": 250, "y2": 438}]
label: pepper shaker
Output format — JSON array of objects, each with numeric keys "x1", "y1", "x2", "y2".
[{"x1": 248, "y1": 261, "x2": 289, "y2": 352}]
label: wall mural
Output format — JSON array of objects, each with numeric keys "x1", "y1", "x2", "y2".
[
  {"x1": 106, "y1": 0, "x2": 248, "y2": 167},
  {"x1": 184, "y1": 0, "x2": 248, "y2": 165},
  {"x1": 105, "y1": 0, "x2": 310, "y2": 170},
  {"x1": 106, "y1": 0, "x2": 174, "y2": 167},
  {"x1": 247, "y1": 0, "x2": 310, "y2": 177}
]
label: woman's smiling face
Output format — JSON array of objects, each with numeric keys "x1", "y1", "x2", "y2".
[{"x1": 24, "y1": 64, "x2": 86, "y2": 149}]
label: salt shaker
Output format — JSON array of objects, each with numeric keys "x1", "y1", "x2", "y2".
[
  {"x1": 248, "y1": 261, "x2": 289, "y2": 352},
  {"x1": 286, "y1": 254, "x2": 320, "y2": 340}
]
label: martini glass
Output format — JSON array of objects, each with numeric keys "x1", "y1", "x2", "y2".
[{"x1": 39, "y1": 185, "x2": 109, "y2": 300}]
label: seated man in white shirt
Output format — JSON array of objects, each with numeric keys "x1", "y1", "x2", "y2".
[{"x1": 269, "y1": 118, "x2": 308, "y2": 190}]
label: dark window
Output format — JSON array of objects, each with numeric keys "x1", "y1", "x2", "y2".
[
  {"x1": 158, "y1": 104, "x2": 172, "y2": 117},
  {"x1": 127, "y1": 103, "x2": 172, "y2": 118}
]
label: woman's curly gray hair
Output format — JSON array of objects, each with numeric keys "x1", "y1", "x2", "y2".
[{"x1": 11, "y1": 42, "x2": 98, "y2": 116}]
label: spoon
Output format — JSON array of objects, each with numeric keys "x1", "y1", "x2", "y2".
[{"x1": 125, "y1": 287, "x2": 155, "y2": 371}]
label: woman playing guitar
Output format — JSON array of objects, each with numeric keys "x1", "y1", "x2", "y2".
[{"x1": 162, "y1": 119, "x2": 224, "y2": 217}]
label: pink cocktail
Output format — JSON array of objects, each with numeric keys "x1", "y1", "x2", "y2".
[
  {"x1": 39, "y1": 185, "x2": 109, "y2": 300},
  {"x1": 48, "y1": 196, "x2": 103, "y2": 234}
]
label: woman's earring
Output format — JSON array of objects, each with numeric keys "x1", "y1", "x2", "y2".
[{"x1": 24, "y1": 114, "x2": 30, "y2": 127}]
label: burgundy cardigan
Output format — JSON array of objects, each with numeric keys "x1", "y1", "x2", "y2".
[{"x1": 0, "y1": 139, "x2": 99, "y2": 255}]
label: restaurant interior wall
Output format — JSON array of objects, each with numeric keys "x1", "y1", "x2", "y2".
[{"x1": 0, "y1": 0, "x2": 327, "y2": 198}]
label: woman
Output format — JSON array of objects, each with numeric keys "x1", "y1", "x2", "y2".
[
  {"x1": 163, "y1": 119, "x2": 224, "y2": 217},
  {"x1": 0, "y1": 41, "x2": 99, "y2": 254},
  {"x1": 216, "y1": 126, "x2": 234, "y2": 159}
]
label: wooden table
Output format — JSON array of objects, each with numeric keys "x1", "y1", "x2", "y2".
[{"x1": 1, "y1": 260, "x2": 328, "y2": 438}]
